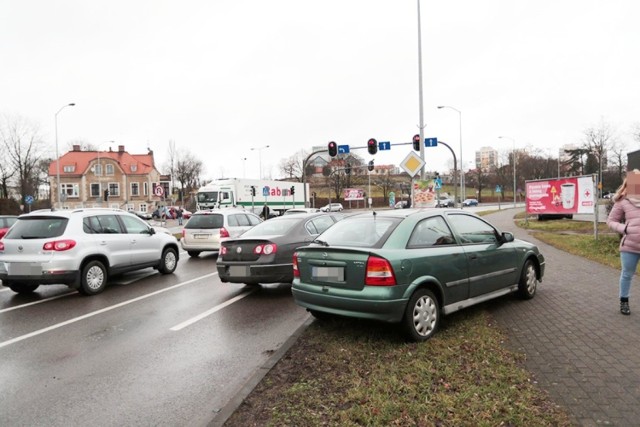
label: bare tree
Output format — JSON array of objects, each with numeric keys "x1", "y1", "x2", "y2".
[
  {"x1": 583, "y1": 119, "x2": 616, "y2": 196},
  {"x1": 0, "y1": 114, "x2": 47, "y2": 204},
  {"x1": 278, "y1": 149, "x2": 308, "y2": 182},
  {"x1": 174, "y1": 151, "x2": 204, "y2": 207}
]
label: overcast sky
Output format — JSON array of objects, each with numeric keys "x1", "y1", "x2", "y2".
[{"x1": 1, "y1": 0, "x2": 638, "y2": 180}]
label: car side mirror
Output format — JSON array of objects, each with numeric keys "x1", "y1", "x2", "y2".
[
  {"x1": 148, "y1": 227, "x2": 156, "y2": 235},
  {"x1": 500, "y1": 231, "x2": 514, "y2": 243}
]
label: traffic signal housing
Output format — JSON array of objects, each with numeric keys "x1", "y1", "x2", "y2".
[
  {"x1": 290, "y1": 186, "x2": 295, "y2": 195},
  {"x1": 413, "y1": 134, "x2": 421, "y2": 151},
  {"x1": 328, "y1": 141, "x2": 338, "y2": 157},
  {"x1": 250, "y1": 186, "x2": 256, "y2": 196},
  {"x1": 367, "y1": 138, "x2": 378, "y2": 155},
  {"x1": 368, "y1": 160, "x2": 374, "y2": 172}
]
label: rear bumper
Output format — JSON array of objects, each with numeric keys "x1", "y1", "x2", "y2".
[
  {"x1": 217, "y1": 262, "x2": 293, "y2": 284},
  {"x1": 0, "y1": 271, "x2": 80, "y2": 287}
]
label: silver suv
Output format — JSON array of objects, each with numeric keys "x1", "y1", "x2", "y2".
[{"x1": 0, "y1": 208, "x2": 180, "y2": 296}]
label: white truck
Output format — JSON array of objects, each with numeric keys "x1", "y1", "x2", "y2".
[{"x1": 195, "y1": 178, "x2": 309, "y2": 216}]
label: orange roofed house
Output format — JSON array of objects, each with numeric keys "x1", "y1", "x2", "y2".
[{"x1": 48, "y1": 145, "x2": 171, "y2": 213}]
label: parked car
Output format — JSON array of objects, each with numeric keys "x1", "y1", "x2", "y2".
[
  {"x1": 320, "y1": 203, "x2": 344, "y2": 212},
  {"x1": 435, "y1": 196, "x2": 454, "y2": 208},
  {"x1": 292, "y1": 209, "x2": 544, "y2": 342},
  {"x1": 463, "y1": 198, "x2": 479, "y2": 207},
  {"x1": 0, "y1": 215, "x2": 18, "y2": 239},
  {"x1": 133, "y1": 210, "x2": 152, "y2": 220},
  {"x1": 217, "y1": 212, "x2": 341, "y2": 285},
  {"x1": 180, "y1": 209, "x2": 262, "y2": 257},
  {"x1": 284, "y1": 208, "x2": 322, "y2": 215},
  {"x1": 0, "y1": 208, "x2": 180, "y2": 296}
]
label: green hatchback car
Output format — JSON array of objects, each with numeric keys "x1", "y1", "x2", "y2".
[{"x1": 292, "y1": 209, "x2": 545, "y2": 342}]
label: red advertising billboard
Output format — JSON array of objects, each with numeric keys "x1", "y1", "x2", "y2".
[
  {"x1": 525, "y1": 176, "x2": 595, "y2": 215},
  {"x1": 343, "y1": 188, "x2": 364, "y2": 201}
]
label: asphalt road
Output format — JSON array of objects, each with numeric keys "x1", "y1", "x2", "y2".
[{"x1": 0, "y1": 249, "x2": 309, "y2": 426}]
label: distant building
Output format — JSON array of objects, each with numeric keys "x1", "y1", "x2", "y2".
[
  {"x1": 48, "y1": 145, "x2": 169, "y2": 212},
  {"x1": 475, "y1": 146, "x2": 499, "y2": 172}
]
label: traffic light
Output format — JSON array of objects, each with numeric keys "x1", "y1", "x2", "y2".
[
  {"x1": 328, "y1": 141, "x2": 338, "y2": 157},
  {"x1": 290, "y1": 186, "x2": 295, "y2": 195},
  {"x1": 413, "y1": 134, "x2": 421, "y2": 151},
  {"x1": 103, "y1": 189, "x2": 109, "y2": 201},
  {"x1": 250, "y1": 186, "x2": 256, "y2": 196},
  {"x1": 367, "y1": 138, "x2": 378, "y2": 155},
  {"x1": 368, "y1": 160, "x2": 374, "y2": 172},
  {"x1": 345, "y1": 163, "x2": 351, "y2": 175}
]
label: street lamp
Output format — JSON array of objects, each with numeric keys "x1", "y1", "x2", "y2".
[
  {"x1": 437, "y1": 105, "x2": 463, "y2": 207},
  {"x1": 499, "y1": 136, "x2": 517, "y2": 208},
  {"x1": 54, "y1": 103, "x2": 75, "y2": 208},
  {"x1": 416, "y1": 0, "x2": 426, "y2": 180},
  {"x1": 251, "y1": 145, "x2": 270, "y2": 179}
]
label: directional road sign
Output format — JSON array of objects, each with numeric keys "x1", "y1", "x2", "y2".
[
  {"x1": 25, "y1": 195, "x2": 34, "y2": 205},
  {"x1": 338, "y1": 145, "x2": 350, "y2": 154},
  {"x1": 425, "y1": 137, "x2": 438, "y2": 147},
  {"x1": 379, "y1": 141, "x2": 391, "y2": 151}
]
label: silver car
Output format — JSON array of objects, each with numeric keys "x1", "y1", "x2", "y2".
[
  {"x1": 0, "y1": 208, "x2": 180, "y2": 296},
  {"x1": 180, "y1": 209, "x2": 262, "y2": 257}
]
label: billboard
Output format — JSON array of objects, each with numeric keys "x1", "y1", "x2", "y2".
[
  {"x1": 412, "y1": 178, "x2": 437, "y2": 208},
  {"x1": 525, "y1": 176, "x2": 595, "y2": 215},
  {"x1": 343, "y1": 188, "x2": 364, "y2": 201}
]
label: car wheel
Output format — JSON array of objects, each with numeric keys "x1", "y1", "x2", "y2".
[
  {"x1": 518, "y1": 259, "x2": 538, "y2": 299},
  {"x1": 159, "y1": 247, "x2": 178, "y2": 274},
  {"x1": 188, "y1": 251, "x2": 201, "y2": 258},
  {"x1": 8, "y1": 283, "x2": 39, "y2": 294},
  {"x1": 402, "y1": 288, "x2": 440, "y2": 342},
  {"x1": 79, "y1": 260, "x2": 107, "y2": 296}
]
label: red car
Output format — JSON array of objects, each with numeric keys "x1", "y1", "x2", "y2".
[{"x1": 0, "y1": 215, "x2": 18, "y2": 239}]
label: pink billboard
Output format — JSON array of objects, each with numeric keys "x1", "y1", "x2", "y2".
[{"x1": 525, "y1": 176, "x2": 595, "y2": 215}]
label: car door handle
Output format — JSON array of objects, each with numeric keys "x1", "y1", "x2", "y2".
[{"x1": 468, "y1": 254, "x2": 478, "y2": 260}]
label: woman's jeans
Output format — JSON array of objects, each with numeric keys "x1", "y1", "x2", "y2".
[{"x1": 619, "y1": 251, "x2": 640, "y2": 298}]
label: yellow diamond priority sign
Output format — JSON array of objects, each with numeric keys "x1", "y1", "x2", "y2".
[{"x1": 400, "y1": 151, "x2": 425, "y2": 177}]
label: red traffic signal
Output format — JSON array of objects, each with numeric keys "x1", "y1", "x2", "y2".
[
  {"x1": 368, "y1": 160, "x2": 374, "y2": 172},
  {"x1": 328, "y1": 141, "x2": 338, "y2": 157},
  {"x1": 413, "y1": 134, "x2": 421, "y2": 151},
  {"x1": 367, "y1": 138, "x2": 378, "y2": 155}
]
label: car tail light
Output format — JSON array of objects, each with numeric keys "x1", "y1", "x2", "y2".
[
  {"x1": 292, "y1": 252, "x2": 299, "y2": 277},
  {"x1": 0, "y1": 228, "x2": 7, "y2": 239},
  {"x1": 365, "y1": 256, "x2": 396, "y2": 286},
  {"x1": 220, "y1": 227, "x2": 230, "y2": 238},
  {"x1": 182, "y1": 229, "x2": 186, "y2": 238},
  {"x1": 220, "y1": 246, "x2": 228, "y2": 256},
  {"x1": 43, "y1": 239, "x2": 77, "y2": 252},
  {"x1": 254, "y1": 243, "x2": 277, "y2": 255},
  {"x1": 0, "y1": 242, "x2": 4, "y2": 251}
]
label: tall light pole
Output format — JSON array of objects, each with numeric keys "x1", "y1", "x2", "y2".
[
  {"x1": 416, "y1": 0, "x2": 426, "y2": 180},
  {"x1": 251, "y1": 145, "x2": 270, "y2": 179},
  {"x1": 54, "y1": 103, "x2": 76, "y2": 208},
  {"x1": 499, "y1": 136, "x2": 516, "y2": 208},
  {"x1": 437, "y1": 105, "x2": 463, "y2": 207}
]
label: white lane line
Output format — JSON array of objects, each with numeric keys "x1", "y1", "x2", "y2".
[
  {"x1": 170, "y1": 290, "x2": 255, "y2": 331},
  {"x1": 0, "y1": 292, "x2": 77, "y2": 313},
  {"x1": 0, "y1": 272, "x2": 218, "y2": 350}
]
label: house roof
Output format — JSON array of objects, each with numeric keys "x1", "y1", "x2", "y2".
[{"x1": 48, "y1": 146, "x2": 157, "y2": 177}]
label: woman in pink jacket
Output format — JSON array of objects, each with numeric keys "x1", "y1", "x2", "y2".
[{"x1": 607, "y1": 171, "x2": 640, "y2": 315}]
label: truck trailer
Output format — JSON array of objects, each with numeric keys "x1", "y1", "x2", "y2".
[{"x1": 195, "y1": 178, "x2": 309, "y2": 216}]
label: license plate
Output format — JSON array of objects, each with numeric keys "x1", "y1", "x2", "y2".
[
  {"x1": 194, "y1": 234, "x2": 210, "y2": 239},
  {"x1": 229, "y1": 266, "x2": 250, "y2": 276},
  {"x1": 312, "y1": 266, "x2": 344, "y2": 281},
  {"x1": 9, "y1": 263, "x2": 42, "y2": 275}
]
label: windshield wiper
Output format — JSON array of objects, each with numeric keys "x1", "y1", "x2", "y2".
[{"x1": 313, "y1": 239, "x2": 329, "y2": 247}]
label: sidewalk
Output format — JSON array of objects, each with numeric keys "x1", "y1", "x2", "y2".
[{"x1": 485, "y1": 208, "x2": 640, "y2": 426}]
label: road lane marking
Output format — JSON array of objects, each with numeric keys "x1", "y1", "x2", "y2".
[
  {"x1": 170, "y1": 290, "x2": 255, "y2": 331},
  {"x1": 0, "y1": 292, "x2": 77, "y2": 313},
  {"x1": 0, "y1": 272, "x2": 218, "y2": 349}
]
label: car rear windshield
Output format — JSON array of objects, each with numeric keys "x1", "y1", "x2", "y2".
[
  {"x1": 5, "y1": 217, "x2": 69, "y2": 239},
  {"x1": 185, "y1": 213, "x2": 223, "y2": 229},
  {"x1": 242, "y1": 218, "x2": 299, "y2": 237},
  {"x1": 315, "y1": 216, "x2": 398, "y2": 248}
]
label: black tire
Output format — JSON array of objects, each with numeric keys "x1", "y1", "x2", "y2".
[
  {"x1": 8, "y1": 283, "x2": 39, "y2": 294},
  {"x1": 188, "y1": 251, "x2": 201, "y2": 258},
  {"x1": 402, "y1": 288, "x2": 440, "y2": 342},
  {"x1": 79, "y1": 260, "x2": 107, "y2": 296},
  {"x1": 518, "y1": 259, "x2": 538, "y2": 300},
  {"x1": 159, "y1": 247, "x2": 178, "y2": 274}
]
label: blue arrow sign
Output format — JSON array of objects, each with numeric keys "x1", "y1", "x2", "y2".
[
  {"x1": 379, "y1": 141, "x2": 391, "y2": 150},
  {"x1": 495, "y1": 185, "x2": 502, "y2": 193},
  {"x1": 424, "y1": 137, "x2": 438, "y2": 147},
  {"x1": 338, "y1": 145, "x2": 350, "y2": 154},
  {"x1": 25, "y1": 195, "x2": 34, "y2": 205}
]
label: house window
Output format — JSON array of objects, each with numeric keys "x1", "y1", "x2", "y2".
[
  {"x1": 108, "y1": 183, "x2": 120, "y2": 197},
  {"x1": 130, "y1": 182, "x2": 140, "y2": 196},
  {"x1": 143, "y1": 182, "x2": 148, "y2": 196},
  {"x1": 106, "y1": 164, "x2": 114, "y2": 175},
  {"x1": 61, "y1": 183, "x2": 79, "y2": 198},
  {"x1": 94, "y1": 164, "x2": 102, "y2": 176},
  {"x1": 140, "y1": 203, "x2": 148, "y2": 213},
  {"x1": 63, "y1": 165, "x2": 75, "y2": 173},
  {"x1": 90, "y1": 183, "x2": 101, "y2": 197},
  {"x1": 130, "y1": 164, "x2": 137, "y2": 172}
]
